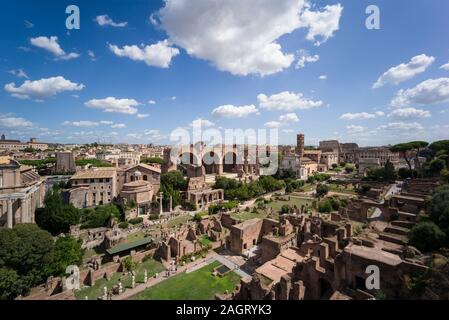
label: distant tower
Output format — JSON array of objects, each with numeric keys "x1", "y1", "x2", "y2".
[
  {"x1": 1, "y1": 134, "x2": 5, "y2": 141},
  {"x1": 296, "y1": 134, "x2": 304, "y2": 158}
]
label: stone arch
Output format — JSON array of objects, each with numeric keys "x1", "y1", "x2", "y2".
[
  {"x1": 202, "y1": 151, "x2": 221, "y2": 174},
  {"x1": 179, "y1": 152, "x2": 199, "y2": 166},
  {"x1": 223, "y1": 152, "x2": 237, "y2": 173}
]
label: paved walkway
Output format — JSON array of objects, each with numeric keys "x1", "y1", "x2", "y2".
[{"x1": 214, "y1": 255, "x2": 252, "y2": 281}]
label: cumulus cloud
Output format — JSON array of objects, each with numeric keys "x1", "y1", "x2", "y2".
[
  {"x1": 108, "y1": 40, "x2": 180, "y2": 68},
  {"x1": 111, "y1": 123, "x2": 126, "y2": 129},
  {"x1": 8, "y1": 69, "x2": 29, "y2": 79},
  {"x1": 212, "y1": 104, "x2": 259, "y2": 118},
  {"x1": 189, "y1": 118, "x2": 215, "y2": 128},
  {"x1": 30, "y1": 36, "x2": 80, "y2": 60},
  {"x1": 100, "y1": 121, "x2": 113, "y2": 125},
  {"x1": 137, "y1": 114, "x2": 149, "y2": 119},
  {"x1": 296, "y1": 50, "x2": 319, "y2": 69},
  {"x1": 264, "y1": 121, "x2": 282, "y2": 128},
  {"x1": 4, "y1": 76, "x2": 85, "y2": 100},
  {"x1": 373, "y1": 54, "x2": 435, "y2": 88},
  {"x1": 339, "y1": 111, "x2": 384, "y2": 120},
  {"x1": 279, "y1": 112, "x2": 300, "y2": 123},
  {"x1": 0, "y1": 115, "x2": 33, "y2": 128},
  {"x1": 440, "y1": 63, "x2": 449, "y2": 71},
  {"x1": 258, "y1": 91, "x2": 323, "y2": 111},
  {"x1": 85, "y1": 97, "x2": 139, "y2": 114},
  {"x1": 387, "y1": 107, "x2": 431, "y2": 119},
  {"x1": 377, "y1": 122, "x2": 424, "y2": 131},
  {"x1": 88, "y1": 50, "x2": 96, "y2": 61},
  {"x1": 300, "y1": 3, "x2": 343, "y2": 46},
  {"x1": 345, "y1": 125, "x2": 365, "y2": 134},
  {"x1": 157, "y1": 0, "x2": 342, "y2": 76},
  {"x1": 148, "y1": 100, "x2": 156, "y2": 105},
  {"x1": 391, "y1": 78, "x2": 449, "y2": 108},
  {"x1": 95, "y1": 15, "x2": 127, "y2": 27},
  {"x1": 62, "y1": 121, "x2": 99, "y2": 127},
  {"x1": 319, "y1": 75, "x2": 327, "y2": 80}
]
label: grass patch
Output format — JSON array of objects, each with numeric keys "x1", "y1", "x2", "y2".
[
  {"x1": 130, "y1": 261, "x2": 240, "y2": 300},
  {"x1": 74, "y1": 259, "x2": 165, "y2": 300},
  {"x1": 168, "y1": 215, "x2": 192, "y2": 228}
]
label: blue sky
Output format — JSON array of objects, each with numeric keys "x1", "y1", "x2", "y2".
[{"x1": 0, "y1": 0, "x2": 448, "y2": 146}]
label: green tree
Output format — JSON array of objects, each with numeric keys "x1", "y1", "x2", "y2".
[
  {"x1": 37, "y1": 188, "x2": 80, "y2": 235},
  {"x1": 409, "y1": 222, "x2": 446, "y2": 252},
  {"x1": 390, "y1": 141, "x2": 428, "y2": 171},
  {"x1": 49, "y1": 236, "x2": 84, "y2": 276},
  {"x1": 429, "y1": 184, "x2": 449, "y2": 234},
  {"x1": 316, "y1": 184, "x2": 329, "y2": 198},
  {"x1": 0, "y1": 224, "x2": 54, "y2": 299},
  {"x1": 0, "y1": 268, "x2": 21, "y2": 300}
]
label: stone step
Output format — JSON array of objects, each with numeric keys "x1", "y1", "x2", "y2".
[
  {"x1": 391, "y1": 220, "x2": 415, "y2": 229},
  {"x1": 384, "y1": 225, "x2": 410, "y2": 236},
  {"x1": 379, "y1": 232, "x2": 408, "y2": 246},
  {"x1": 397, "y1": 211, "x2": 417, "y2": 222}
]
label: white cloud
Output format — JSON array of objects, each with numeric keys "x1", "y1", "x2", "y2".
[
  {"x1": 440, "y1": 63, "x2": 449, "y2": 71},
  {"x1": 282, "y1": 129, "x2": 294, "y2": 133},
  {"x1": 377, "y1": 122, "x2": 424, "y2": 131},
  {"x1": 391, "y1": 78, "x2": 449, "y2": 108},
  {"x1": 8, "y1": 69, "x2": 29, "y2": 79},
  {"x1": 111, "y1": 123, "x2": 126, "y2": 129},
  {"x1": 30, "y1": 36, "x2": 80, "y2": 60},
  {"x1": 319, "y1": 75, "x2": 327, "y2": 80},
  {"x1": 157, "y1": 0, "x2": 342, "y2": 76},
  {"x1": 296, "y1": 50, "x2": 319, "y2": 69},
  {"x1": 300, "y1": 3, "x2": 343, "y2": 46},
  {"x1": 279, "y1": 112, "x2": 300, "y2": 123},
  {"x1": 4, "y1": 76, "x2": 85, "y2": 100},
  {"x1": 24, "y1": 20, "x2": 34, "y2": 28},
  {"x1": 264, "y1": 121, "x2": 282, "y2": 128},
  {"x1": 88, "y1": 50, "x2": 96, "y2": 61},
  {"x1": 95, "y1": 15, "x2": 128, "y2": 27},
  {"x1": 387, "y1": 107, "x2": 431, "y2": 119},
  {"x1": 0, "y1": 115, "x2": 33, "y2": 128},
  {"x1": 85, "y1": 97, "x2": 139, "y2": 114},
  {"x1": 189, "y1": 118, "x2": 215, "y2": 128},
  {"x1": 108, "y1": 40, "x2": 180, "y2": 68},
  {"x1": 339, "y1": 111, "x2": 384, "y2": 120},
  {"x1": 148, "y1": 100, "x2": 156, "y2": 105},
  {"x1": 258, "y1": 91, "x2": 323, "y2": 111},
  {"x1": 212, "y1": 104, "x2": 258, "y2": 118},
  {"x1": 171, "y1": 96, "x2": 177, "y2": 101},
  {"x1": 137, "y1": 114, "x2": 149, "y2": 119},
  {"x1": 345, "y1": 125, "x2": 365, "y2": 134},
  {"x1": 62, "y1": 121, "x2": 99, "y2": 127},
  {"x1": 373, "y1": 54, "x2": 435, "y2": 88},
  {"x1": 100, "y1": 121, "x2": 113, "y2": 125}
]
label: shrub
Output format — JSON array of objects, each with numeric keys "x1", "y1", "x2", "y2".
[
  {"x1": 118, "y1": 222, "x2": 129, "y2": 229},
  {"x1": 128, "y1": 217, "x2": 143, "y2": 225},
  {"x1": 318, "y1": 201, "x2": 333, "y2": 213},
  {"x1": 316, "y1": 184, "x2": 329, "y2": 197},
  {"x1": 281, "y1": 205, "x2": 290, "y2": 214},
  {"x1": 409, "y1": 222, "x2": 446, "y2": 252}
]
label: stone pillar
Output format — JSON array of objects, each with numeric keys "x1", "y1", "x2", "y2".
[
  {"x1": 169, "y1": 196, "x2": 173, "y2": 213},
  {"x1": 7, "y1": 199, "x2": 13, "y2": 229},
  {"x1": 159, "y1": 192, "x2": 163, "y2": 215}
]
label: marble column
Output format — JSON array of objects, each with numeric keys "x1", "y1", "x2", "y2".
[
  {"x1": 169, "y1": 195, "x2": 173, "y2": 213},
  {"x1": 7, "y1": 199, "x2": 13, "y2": 229},
  {"x1": 159, "y1": 192, "x2": 163, "y2": 215}
]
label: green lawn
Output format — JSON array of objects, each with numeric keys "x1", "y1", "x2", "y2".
[
  {"x1": 328, "y1": 183, "x2": 357, "y2": 195},
  {"x1": 231, "y1": 196, "x2": 314, "y2": 221},
  {"x1": 168, "y1": 215, "x2": 193, "y2": 228},
  {"x1": 265, "y1": 196, "x2": 313, "y2": 211},
  {"x1": 130, "y1": 261, "x2": 240, "y2": 300},
  {"x1": 75, "y1": 258, "x2": 165, "y2": 300}
]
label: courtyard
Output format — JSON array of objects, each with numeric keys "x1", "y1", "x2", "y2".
[{"x1": 130, "y1": 261, "x2": 240, "y2": 300}]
